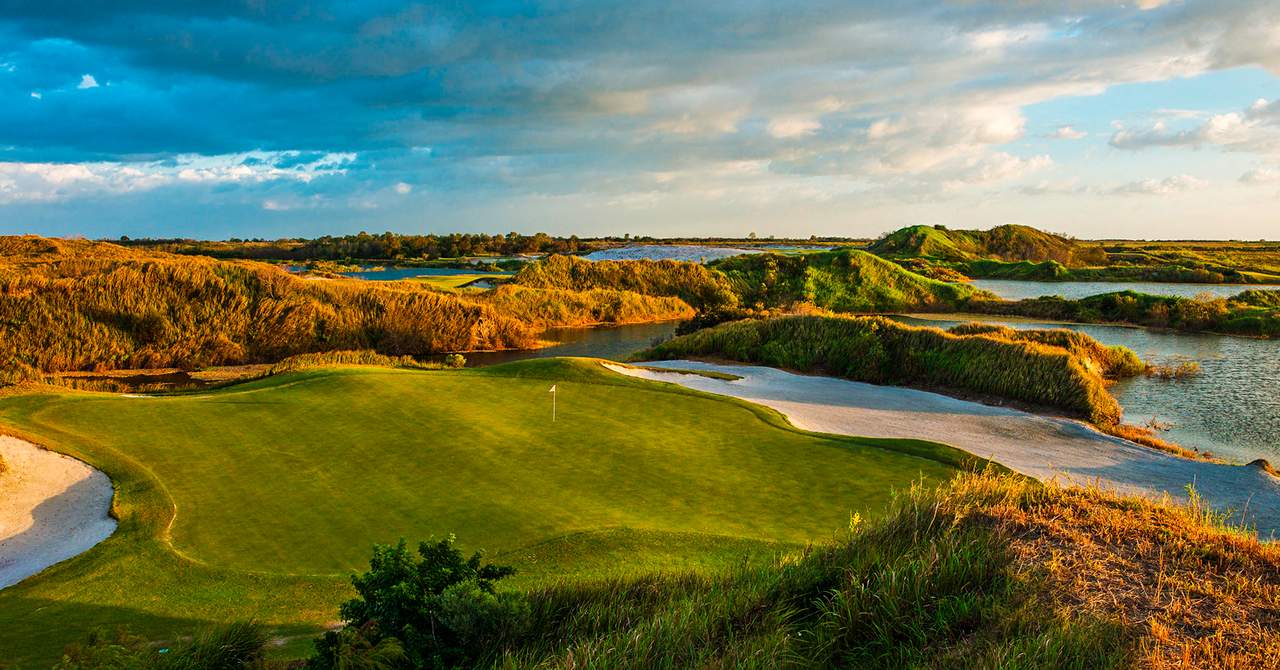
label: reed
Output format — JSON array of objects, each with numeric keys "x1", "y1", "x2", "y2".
[
  {"x1": 475, "y1": 284, "x2": 695, "y2": 329},
  {"x1": 639, "y1": 314, "x2": 1127, "y2": 424}
]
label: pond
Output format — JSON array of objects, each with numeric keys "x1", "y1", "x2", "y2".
[
  {"x1": 896, "y1": 314, "x2": 1280, "y2": 465},
  {"x1": 583, "y1": 245, "x2": 760, "y2": 262},
  {"x1": 970, "y1": 279, "x2": 1280, "y2": 301}
]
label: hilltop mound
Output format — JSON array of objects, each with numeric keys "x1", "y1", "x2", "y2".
[
  {"x1": 870, "y1": 224, "x2": 1107, "y2": 266},
  {"x1": 712, "y1": 249, "x2": 991, "y2": 313}
]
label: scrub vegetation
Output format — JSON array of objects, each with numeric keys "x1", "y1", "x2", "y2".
[
  {"x1": 475, "y1": 284, "x2": 695, "y2": 329},
  {"x1": 640, "y1": 314, "x2": 1140, "y2": 425},
  {"x1": 510, "y1": 253, "x2": 739, "y2": 311}
]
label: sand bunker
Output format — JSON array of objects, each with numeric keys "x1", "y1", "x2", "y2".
[
  {"x1": 0, "y1": 436, "x2": 116, "y2": 589},
  {"x1": 607, "y1": 361, "x2": 1280, "y2": 538}
]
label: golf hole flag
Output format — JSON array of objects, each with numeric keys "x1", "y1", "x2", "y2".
[{"x1": 549, "y1": 384, "x2": 557, "y2": 422}]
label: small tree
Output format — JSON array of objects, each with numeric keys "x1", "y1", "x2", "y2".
[{"x1": 311, "y1": 537, "x2": 525, "y2": 670}]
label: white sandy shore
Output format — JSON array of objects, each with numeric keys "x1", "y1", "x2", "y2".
[
  {"x1": 606, "y1": 361, "x2": 1280, "y2": 538},
  {"x1": 0, "y1": 436, "x2": 117, "y2": 589}
]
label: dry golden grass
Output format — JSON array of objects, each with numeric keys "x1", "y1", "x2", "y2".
[
  {"x1": 1102, "y1": 423, "x2": 1212, "y2": 462},
  {"x1": 945, "y1": 473, "x2": 1280, "y2": 670}
]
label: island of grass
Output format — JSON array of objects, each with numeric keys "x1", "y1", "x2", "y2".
[{"x1": 0, "y1": 358, "x2": 975, "y2": 665}]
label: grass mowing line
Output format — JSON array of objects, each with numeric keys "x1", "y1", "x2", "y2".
[{"x1": 0, "y1": 357, "x2": 969, "y2": 666}]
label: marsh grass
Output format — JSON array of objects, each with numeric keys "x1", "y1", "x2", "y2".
[{"x1": 511, "y1": 254, "x2": 738, "y2": 311}]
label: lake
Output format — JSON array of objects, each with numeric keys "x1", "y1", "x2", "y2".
[
  {"x1": 971, "y1": 279, "x2": 1280, "y2": 301},
  {"x1": 583, "y1": 245, "x2": 760, "y2": 262},
  {"x1": 897, "y1": 314, "x2": 1280, "y2": 465}
]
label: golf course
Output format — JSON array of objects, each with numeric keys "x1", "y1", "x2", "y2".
[{"x1": 0, "y1": 358, "x2": 970, "y2": 665}]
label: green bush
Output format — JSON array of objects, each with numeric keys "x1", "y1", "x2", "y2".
[
  {"x1": 311, "y1": 537, "x2": 524, "y2": 670},
  {"x1": 639, "y1": 314, "x2": 1126, "y2": 424}
]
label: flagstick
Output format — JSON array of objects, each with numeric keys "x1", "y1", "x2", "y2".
[{"x1": 552, "y1": 387, "x2": 556, "y2": 422}]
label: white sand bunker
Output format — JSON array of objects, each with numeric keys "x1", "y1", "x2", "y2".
[
  {"x1": 607, "y1": 361, "x2": 1280, "y2": 538},
  {"x1": 0, "y1": 435, "x2": 117, "y2": 589}
]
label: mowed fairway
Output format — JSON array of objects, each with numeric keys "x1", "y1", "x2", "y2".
[{"x1": 0, "y1": 358, "x2": 967, "y2": 664}]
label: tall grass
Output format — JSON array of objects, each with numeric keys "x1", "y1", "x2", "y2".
[
  {"x1": 639, "y1": 314, "x2": 1127, "y2": 424},
  {"x1": 945, "y1": 322, "x2": 1145, "y2": 378},
  {"x1": 476, "y1": 284, "x2": 695, "y2": 329},
  {"x1": 869, "y1": 224, "x2": 1108, "y2": 266},
  {"x1": 0, "y1": 244, "x2": 536, "y2": 376},
  {"x1": 511, "y1": 254, "x2": 738, "y2": 311}
]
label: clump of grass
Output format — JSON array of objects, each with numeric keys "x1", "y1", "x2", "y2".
[
  {"x1": 1146, "y1": 360, "x2": 1202, "y2": 380},
  {"x1": 54, "y1": 621, "x2": 268, "y2": 669},
  {"x1": 638, "y1": 314, "x2": 1128, "y2": 424},
  {"x1": 268, "y1": 349, "x2": 456, "y2": 374},
  {"x1": 947, "y1": 322, "x2": 1145, "y2": 379}
]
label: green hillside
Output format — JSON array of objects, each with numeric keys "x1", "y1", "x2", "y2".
[
  {"x1": 869, "y1": 224, "x2": 1107, "y2": 266},
  {"x1": 711, "y1": 249, "x2": 992, "y2": 312},
  {"x1": 0, "y1": 358, "x2": 967, "y2": 665}
]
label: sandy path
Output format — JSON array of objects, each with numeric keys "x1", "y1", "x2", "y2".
[
  {"x1": 0, "y1": 436, "x2": 117, "y2": 589},
  {"x1": 606, "y1": 361, "x2": 1280, "y2": 538}
]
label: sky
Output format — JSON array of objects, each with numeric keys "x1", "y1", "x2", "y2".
[{"x1": 3, "y1": 1, "x2": 1280, "y2": 240}]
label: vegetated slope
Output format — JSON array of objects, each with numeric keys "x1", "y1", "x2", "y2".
[
  {"x1": 0, "y1": 358, "x2": 969, "y2": 665},
  {"x1": 491, "y1": 471, "x2": 1280, "y2": 669},
  {"x1": 0, "y1": 236, "x2": 534, "y2": 378},
  {"x1": 639, "y1": 314, "x2": 1137, "y2": 424},
  {"x1": 510, "y1": 254, "x2": 738, "y2": 311},
  {"x1": 870, "y1": 224, "x2": 1107, "y2": 266},
  {"x1": 476, "y1": 284, "x2": 695, "y2": 329},
  {"x1": 711, "y1": 249, "x2": 991, "y2": 312},
  {"x1": 969, "y1": 290, "x2": 1280, "y2": 338}
]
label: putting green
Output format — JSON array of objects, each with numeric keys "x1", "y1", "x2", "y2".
[{"x1": 0, "y1": 358, "x2": 971, "y2": 664}]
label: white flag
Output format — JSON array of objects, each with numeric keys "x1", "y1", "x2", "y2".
[{"x1": 549, "y1": 384, "x2": 557, "y2": 392}]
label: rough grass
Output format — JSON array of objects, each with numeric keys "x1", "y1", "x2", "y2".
[
  {"x1": 869, "y1": 224, "x2": 1107, "y2": 266},
  {"x1": 511, "y1": 254, "x2": 738, "y2": 311},
  {"x1": 639, "y1": 314, "x2": 1129, "y2": 425},
  {"x1": 946, "y1": 322, "x2": 1146, "y2": 379},
  {"x1": 0, "y1": 358, "x2": 969, "y2": 666},
  {"x1": 0, "y1": 236, "x2": 535, "y2": 377},
  {"x1": 486, "y1": 469, "x2": 1280, "y2": 669},
  {"x1": 476, "y1": 284, "x2": 695, "y2": 329},
  {"x1": 711, "y1": 248, "x2": 991, "y2": 313}
]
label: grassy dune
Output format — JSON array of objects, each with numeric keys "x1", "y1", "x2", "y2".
[
  {"x1": 869, "y1": 224, "x2": 1107, "y2": 266},
  {"x1": 711, "y1": 248, "x2": 992, "y2": 312},
  {"x1": 0, "y1": 358, "x2": 968, "y2": 665},
  {"x1": 510, "y1": 254, "x2": 738, "y2": 311},
  {"x1": 970, "y1": 290, "x2": 1280, "y2": 338},
  {"x1": 639, "y1": 314, "x2": 1135, "y2": 424}
]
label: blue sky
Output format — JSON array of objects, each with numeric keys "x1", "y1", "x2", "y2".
[{"x1": 3, "y1": 1, "x2": 1280, "y2": 240}]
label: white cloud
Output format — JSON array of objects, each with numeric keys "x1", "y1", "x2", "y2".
[
  {"x1": 29, "y1": 91, "x2": 41, "y2": 99},
  {"x1": 767, "y1": 115, "x2": 821, "y2": 139},
  {"x1": 1112, "y1": 174, "x2": 1208, "y2": 195},
  {"x1": 394, "y1": 182, "x2": 412, "y2": 194},
  {"x1": 1049, "y1": 125, "x2": 1087, "y2": 140},
  {"x1": 77, "y1": 74, "x2": 99, "y2": 89},
  {"x1": 0, "y1": 152, "x2": 358, "y2": 204},
  {"x1": 1240, "y1": 167, "x2": 1280, "y2": 184}
]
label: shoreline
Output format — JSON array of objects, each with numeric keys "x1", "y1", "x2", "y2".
[{"x1": 0, "y1": 435, "x2": 117, "y2": 589}]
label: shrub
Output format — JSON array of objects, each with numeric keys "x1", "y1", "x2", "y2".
[
  {"x1": 639, "y1": 314, "x2": 1127, "y2": 424},
  {"x1": 312, "y1": 537, "x2": 525, "y2": 670},
  {"x1": 443, "y1": 353, "x2": 467, "y2": 368}
]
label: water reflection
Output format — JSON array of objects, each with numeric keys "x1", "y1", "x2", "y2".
[{"x1": 970, "y1": 279, "x2": 1280, "y2": 301}]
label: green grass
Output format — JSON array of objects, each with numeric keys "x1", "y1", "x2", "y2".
[
  {"x1": 408, "y1": 272, "x2": 507, "y2": 291},
  {"x1": 0, "y1": 358, "x2": 968, "y2": 665}
]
